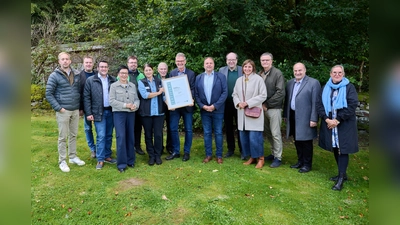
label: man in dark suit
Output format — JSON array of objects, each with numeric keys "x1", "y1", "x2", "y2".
[
  {"x1": 195, "y1": 57, "x2": 228, "y2": 164},
  {"x1": 79, "y1": 56, "x2": 97, "y2": 158},
  {"x1": 283, "y1": 62, "x2": 321, "y2": 173},
  {"x1": 165, "y1": 53, "x2": 196, "y2": 162},
  {"x1": 218, "y1": 52, "x2": 243, "y2": 159},
  {"x1": 126, "y1": 55, "x2": 145, "y2": 155}
]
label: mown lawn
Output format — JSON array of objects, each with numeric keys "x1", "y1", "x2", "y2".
[{"x1": 31, "y1": 110, "x2": 369, "y2": 224}]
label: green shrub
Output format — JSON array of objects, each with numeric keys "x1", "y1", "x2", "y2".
[
  {"x1": 30, "y1": 84, "x2": 45, "y2": 102},
  {"x1": 31, "y1": 84, "x2": 52, "y2": 110}
]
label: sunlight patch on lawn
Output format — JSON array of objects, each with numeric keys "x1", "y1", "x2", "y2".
[{"x1": 115, "y1": 178, "x2": 145, "y2": 192}]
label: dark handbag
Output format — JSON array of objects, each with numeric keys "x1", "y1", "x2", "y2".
[
  {"x1": 242, "y1": 76, "x2": 262, "y2": 118},
  {"x1": 244, "y1": 107, "x2": 262, "y2": 118}
]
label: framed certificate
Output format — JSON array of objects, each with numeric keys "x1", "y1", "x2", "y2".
[{"x1": 162, "y1": 75, "x2": 193, "y2": 110}]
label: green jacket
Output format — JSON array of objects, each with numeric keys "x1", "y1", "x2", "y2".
[{"x1": 258, "y1": 66, "x2": 286, "y2": 109}]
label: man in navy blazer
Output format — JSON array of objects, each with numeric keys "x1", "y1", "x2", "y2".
[
  {"x1": 218, "y1": 52, "x2": 243, "y2": 159},
  {"x1": 165, "y1": 53, "x2": 196, "y2": 162},
  {"x1": 195, "y1": 57, "x2": 228, "y2": 164}
]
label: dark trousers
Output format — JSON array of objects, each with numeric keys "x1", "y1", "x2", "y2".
[
  {"x1": 290, "y1": 109, "x2": 313, "y2": 167},
  {"x1": 333, "y1": 147, "x2": 349, "y2": 174},
  {"x1": 135, "y1": 112, "x2": 143, "y2": 149},
  {"x1": 164, "y1": 109, "x2": 173, "y2": 151},
  {"x1": 224, "y1": 101, "x2": 241, "y2": 153},
  {"x1": 142, "y1": 115, "x2": 165, "y2": 160},
  {"x1": 114, "y1": 112, "x2": 136, "y2": 169}
]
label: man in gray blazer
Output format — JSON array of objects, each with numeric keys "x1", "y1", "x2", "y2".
[
  {"x1": 283, "y1": 62, "x2": 321, "y2": 173},
  {"x1": 218, "y1": 52, "x2": 243, "y2": 159}
]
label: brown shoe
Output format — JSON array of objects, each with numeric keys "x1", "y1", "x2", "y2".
[
  {"x1": 217, "y1": 157, "x2": 223, "y2": 164},
  {"x1": 243, "y1": 158, "x2": 256, "y2": 165},
  {"x1": 203, "y1": 156, "x2": 212, "y2": 163},
  {"x1": 255, "y1": 156, "x2": 265, "y2": 169}
]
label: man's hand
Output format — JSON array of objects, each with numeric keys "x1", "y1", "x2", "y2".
[
  {"x1": 203, "y1": 105, "x2": 215, "y2": 112},
  {"x1": 310, "y1": 121, "x2": 317, "y2": 127}
]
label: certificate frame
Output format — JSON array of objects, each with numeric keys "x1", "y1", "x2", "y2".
[{"x1": 162, "y1": 75, "x2": 193, "y2": 110}]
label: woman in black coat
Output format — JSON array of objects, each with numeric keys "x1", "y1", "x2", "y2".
[{"x1": 316, "y1": 65, "x2": 359, "y2": 191}]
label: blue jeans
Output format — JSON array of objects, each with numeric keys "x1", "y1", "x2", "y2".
[
  {"x1": 84, "y1": 113, "x2": 96, "y2": 152},
  {"x1": 170, "y1": 108, "x2": 193, "y2": 154},
  {"x1": 201, "y1": 111, "x2": 224, "y2": 158},
  {"x1": 94, "y1": 109, "x2": 114, "y2": 162},
  {"x1": 114, "y1": 112, "x2": 135, "y2": 169},
  {"x1": 240, "y1": 130, "x2": 264, "y2": 158}
]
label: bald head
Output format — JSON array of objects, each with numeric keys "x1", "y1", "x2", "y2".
[{"x1": 293, "y1": 62, "x2": 306, "y2": 81}]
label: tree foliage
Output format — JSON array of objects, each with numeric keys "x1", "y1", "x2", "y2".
[{"x1": 31, "y1": 0, "x2": 369, "y2": 90}]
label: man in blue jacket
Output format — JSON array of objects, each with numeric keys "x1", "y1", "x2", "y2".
[
  {"x1": 195, "y1": 57, "x2": 228, "y2": 164},
  {"x1": 165, "y1": 53, "x2": 196, "y2": 162},
  {"x1": 46, "y1": 52, "x2": 86, "y2": 172}
]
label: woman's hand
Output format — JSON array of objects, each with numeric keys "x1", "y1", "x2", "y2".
[
  {"x1": 238, "y1": 102, "x2": 248, "y2": 109},
  {"x1": 326, "y1": 118, "x2": 339, "y2": 129}
]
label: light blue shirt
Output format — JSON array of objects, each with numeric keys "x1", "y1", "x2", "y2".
[
  {"x1": 98, "y1": 74, "x2": 110, "y2": 107},
  {"x1": 290, "y1": 77, "x2": 303, "y2": 110},
  {"x1": 177, "y1": 68, "x2": 186, "y2": 76},
  {"x1": 203, "y1": 71, "x2": 214, "y2": 105},
  {"x1": 138, "y1": 78, "x2": 163, "y2": 116}
]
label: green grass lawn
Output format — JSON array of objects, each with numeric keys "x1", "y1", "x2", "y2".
[{"x1": 31, "y1": 110, "x2": 369, "y2": 224}]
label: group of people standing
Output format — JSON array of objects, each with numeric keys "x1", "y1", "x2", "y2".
[{"x1": 45, "y1": 51, "x2": 359, "y2": 191}]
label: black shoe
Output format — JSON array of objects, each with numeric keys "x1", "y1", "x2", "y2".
[
  {"x1": 298, "y1": 166, "x2": 311, "y2": 173},
  {"x1": 118, "y1": 168, "x2": 126, "y2": 173},
  {"x1": 330, "y1": 174, "x2": 348, "y2": 181},
  {"x1": 224, "y1": 151, "x2": 234, "y2": 158},
  {"x1": 290, "y1": 162, "x2": 303, "y2": 169},
  {"x1": 167, "y1": 148, "x2": 173, "y2": 154},
  {"x1": 156, "y1": 157, "x2": 162, "y2": 165},
  {"x1": 265, "y1": 154, "x2": 274, "y2": 161},
  {"x1": 127, "y1": 164, "x2": 135, "y2": 168},
  {"x1": 166, "y1": 153, "x2": 180, "y2": 160},
  {"x1": 182, "y1": 153, "x2": 190, "y2": 161},
  {"x1": 148, "y1": 158, "x2": 155, "y2": 166},
  {"x1": 332, "y1": 173, "x2": 346, "y2": 191},
  {"x1": 135, "y1": 147, "x2": 145, "y2": 155}
]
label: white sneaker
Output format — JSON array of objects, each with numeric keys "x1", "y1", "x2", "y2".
[
  {"x1": 59, "y1": 161, "x2": 70, "y2": 172},
  {"x1": 69, "y1": 157, "x2": 86, "y2": 166}
]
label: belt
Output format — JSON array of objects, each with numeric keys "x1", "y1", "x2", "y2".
[{"x1": 104, "y1": 106, "x2": 112, "y2": 110}]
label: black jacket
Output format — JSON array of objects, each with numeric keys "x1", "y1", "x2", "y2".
[
  {"x1": 138, "y1": 77, "x2": 164, "y2": 117},
  {"x1": 79, "y1": 69, "x2": 97, "y2": 111},
  {"x1": 83, "y1": 74, "x2": 116, "y2": 121},
  {"x1": 316, "y1": 83, "x2": 359, "y2": 154}
]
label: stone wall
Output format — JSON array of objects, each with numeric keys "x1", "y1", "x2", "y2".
[{"x1": 356, "y1": 101, "x2": 369, "y2": 133}]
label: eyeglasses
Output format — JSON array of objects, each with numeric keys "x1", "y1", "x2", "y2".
[
  {"x1": 227, "y1": 59, "x2": 237, "y2": 62},
  {"x1": 119, "y1": 72, "x2": 128, "y2": 75}
]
